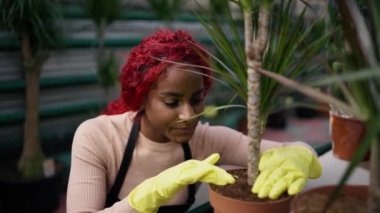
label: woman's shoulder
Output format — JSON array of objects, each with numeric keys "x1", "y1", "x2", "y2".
[
  {"x1": 72, "y1": 112, "x2": 136, "y2": 154},
  {"x1": 73, "y1": 112, "x2": 137, "y2": 146},
  {"x1": 78, "y1": 111, "x2": 135, "y2": 131}
]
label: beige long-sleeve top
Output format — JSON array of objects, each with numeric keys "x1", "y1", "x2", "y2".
[{"x1": 66, "y1": 111, "x2": 294, "y2": 213}]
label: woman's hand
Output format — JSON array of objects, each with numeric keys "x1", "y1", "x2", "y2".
[
  {"x1": 128, "y1": 153, "x2": 235, "y2": 213},
  {"x1": 252, "y1": 145, "x2": 322, "y2": 199}
]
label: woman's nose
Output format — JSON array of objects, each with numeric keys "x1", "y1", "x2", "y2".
[{"x1": 178, "y1": 103, "x2": 195, "y2": 120}]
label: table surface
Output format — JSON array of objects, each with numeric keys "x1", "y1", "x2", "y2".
[
  {"x1": 305, "y1": 150, "x2": 369, "y2": 189},
  {"x1": 188, "y1": 150, "x2": 370, "y2": 212}
]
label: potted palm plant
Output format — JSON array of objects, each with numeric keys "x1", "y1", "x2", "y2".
[
  {"x1": 193, "y1": 0, "x2": 330, "y2": 212},
  {"x1": 84, "y1": 0, "x2": 122, "y2": 102},
  {"x1": 0, "y1": 0, "x2": 65, "y2": 212},
  {"x1": 249, "y1": 0, "x2": 380, "y2": 212}
]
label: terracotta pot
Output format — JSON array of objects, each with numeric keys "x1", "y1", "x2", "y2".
[
  {"x1": 208, "y1": 169, "x2": 293, "y2": 213},
  {"x1": 330, "y1": 112, "x2": 368, "y2": 161},
  {"x1": 291, "y1": 185, "x2": 368, "y2": 213}
]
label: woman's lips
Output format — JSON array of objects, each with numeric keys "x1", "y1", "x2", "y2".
[{"x1": 173, "y1": 127, "x2": 195, "y2": 134}]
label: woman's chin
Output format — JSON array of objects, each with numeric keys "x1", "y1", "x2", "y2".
[
  {"x1": 170, "y1": 135, "x2": 192, "y2": 144},
  {"x1": 169, "y1": 129, "x2": 195, "y2": 143}
]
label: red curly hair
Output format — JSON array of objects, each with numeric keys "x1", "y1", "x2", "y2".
[{"x1": 103, "y1": 29, "x2": 213, "y2": 115}]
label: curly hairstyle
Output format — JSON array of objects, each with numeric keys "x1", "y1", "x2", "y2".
[{"x1": 103, "y1": 29, "x2": 213, "y2": 115}]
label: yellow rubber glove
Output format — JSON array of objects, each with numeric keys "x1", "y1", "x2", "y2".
[
  {"x1": 252, "y1": 145, "x2": 322, "y2": 199},
  {"x1": 127, "y1": 153, "x2": 235, "y2": 213}
]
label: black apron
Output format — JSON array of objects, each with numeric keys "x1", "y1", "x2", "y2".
[{"x1": 105, "y1": 112, "x2": 196, "y2": 212}]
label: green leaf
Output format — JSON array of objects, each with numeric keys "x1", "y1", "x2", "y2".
[
  {"x1": 146, "y1": 0, "x2": 184, "y2": 22},
  {"x1": 194, "y1": 6, "x2": 247, "y2": 100},
  {"x1": 84, "y1": 0, "x2": 122, "y2": 25},
  {"x1": 0, "y1": 0, "x2": 64, "y2": 53},
  {"x1": 239, "y1": 0, "x2": 252, "y2": 13},
  {"x1": 368, "y1": 0, "x2": 380, "y2": 57},
  {"x1": 335, "y1": 0, "x2": 377, "y2": 67},
  {"x1": 308, "y1": 67, "x2": 380, "y2": 87},
  {"x1": 99, "y1": 52, "x2": 119, "y2": 87}
]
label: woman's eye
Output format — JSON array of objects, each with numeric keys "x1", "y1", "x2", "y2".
[{"x1": 164, "y1": 100, "x2": 179, "y2": 107}]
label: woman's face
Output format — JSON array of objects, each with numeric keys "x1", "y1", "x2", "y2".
[{"x1": 141, "y1": 64, "x2": 205, "y2": 144}]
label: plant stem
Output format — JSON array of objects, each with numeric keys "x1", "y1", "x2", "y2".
[
  {"x1": 18, "y1": 31, "x2": 45, "y2": 178},
  {"x1": 369, "y1": 135, "x2": 380, "y2": 212},
  {"x1": 96, "y1": 19, "x2": 106, "y2": 69},
  {"x1": 245, "y1": 4, "x2": 270, "y2": 186}
]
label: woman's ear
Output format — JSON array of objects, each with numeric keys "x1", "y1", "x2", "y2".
[{"x1": 140, "y1": 97, "x2": 146, "y2": 111}]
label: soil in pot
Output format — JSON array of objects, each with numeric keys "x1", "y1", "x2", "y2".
[
  {"x1": 291, "y1": 185, "x2": 367, "y2": 213},
  {"x1": 209, "y1": 168, "x2": 293, "y2": 213}
]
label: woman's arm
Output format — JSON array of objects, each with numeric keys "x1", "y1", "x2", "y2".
[
  {"x1": 192, "y1": 123, "x2": 316, "y2": 167},
  {"x1": 66, "y1": 120, "x2": 136, "y2": 213}
]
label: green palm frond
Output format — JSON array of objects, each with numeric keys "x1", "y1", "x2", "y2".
[
  {"x1": 327, "y1": 0, "x2": 380, "y2": 120},
  {"x1": 194, "y1": 7, "x2": 246, "y2": 100},
  {"x1": 261, "y1": 1, "x2": 330, "y2": 117},
  {"x1": 147, "y1": 0, "x2": 184, "y2": 22},
  {"x1": 196, "y1": 0, "x2": 330, "y2": 123},
  {"x1": 99, "y1": 53, "x2": 119, "y2": 87},
  {"x1": 84, "y1": 0, "x2": 122, "y2": 26},
  {"x1": 0, "y1": 0, "x2": 64, "y2": 55},
  {"x1": 309, "y1": 67, "x2": 380, "y2": 87},
  {"x1": 369, "y1": 0, "x2": 380, "y2": 57},
  {"x1": 209, "y1": 0, "x2": 230, "y2": 15}
]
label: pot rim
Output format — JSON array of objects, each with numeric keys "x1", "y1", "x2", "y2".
[
  {"x1": 297, "y1": 184, "x2": 368, "y2": 191},
  {"x1": 292, "y1": 184, "x2": 368, "y2": 201},
  {"x1": 329, "y1": 110, "x2": 363, "y2": 122},
  {"x1": 208, "y1": 184, "x2": 293, "y2": 205}
]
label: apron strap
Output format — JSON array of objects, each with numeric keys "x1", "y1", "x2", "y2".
[
  {"x1": 105, "y1": 112, "x2": 142, "y2": 207},
  {"x1": 182, "y1": 143, "x2": 196, "y2": 205}
]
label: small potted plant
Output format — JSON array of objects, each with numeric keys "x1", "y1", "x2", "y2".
[
  {"x1": 0, "y1": 0, "x2": 65, "y2": 212},
  {"x1": 329, "y1": 104, "x2": 368, "y2": 161}
]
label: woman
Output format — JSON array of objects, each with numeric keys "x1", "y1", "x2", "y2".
[{"x1": 67, "y1": 29, "x2": 321, "y2": 213}]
